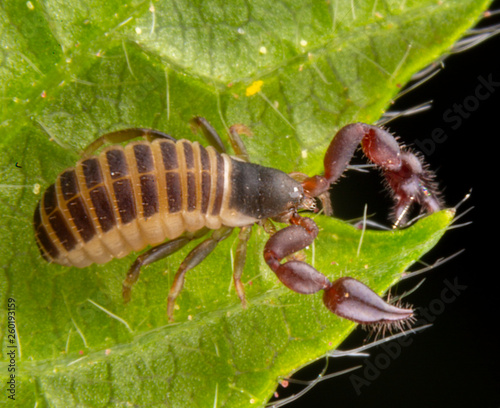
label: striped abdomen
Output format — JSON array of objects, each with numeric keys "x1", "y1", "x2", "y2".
[{"x1": 33, "y1": 139, "x2": 262, "y2": 268}]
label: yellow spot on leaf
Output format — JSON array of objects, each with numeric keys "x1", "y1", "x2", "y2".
[{"x1": 246, "y1": 80, "x2": 263, "y2": 96}]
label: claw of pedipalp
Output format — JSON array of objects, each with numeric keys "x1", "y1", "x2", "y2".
[{"x1": 322, "y1": 277, "x2": 414, "y2": 325}]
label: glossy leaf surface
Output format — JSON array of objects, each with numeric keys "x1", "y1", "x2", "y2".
[{"x1": 0, "y1": 0, "x2": 489, "y2": 406}]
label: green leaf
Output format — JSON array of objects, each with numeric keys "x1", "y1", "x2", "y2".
[{"x1": 0, "y1": 1, "x2": 489, "y2": 406}]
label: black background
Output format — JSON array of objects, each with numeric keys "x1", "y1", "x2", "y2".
[{"x1": 270, "y1": 3, "x2": 500, "y2": 408}]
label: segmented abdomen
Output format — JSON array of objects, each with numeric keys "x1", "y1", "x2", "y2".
[{"x1": 34, "y1": 139, "x2": 249, "y2": 268}]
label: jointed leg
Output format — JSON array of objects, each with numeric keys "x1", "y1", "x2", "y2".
[
  {"x1": 227, "y1": 124, "x2": 251, "y2": 162},
  {"x1": 190, "y1": 117, "x2": 227, "y2": 154},
  {"x1": 167, "y1": 227, "x2": 234, "y2": 321},
  {"x1": 122, "y1": 229, "x2": 209, "y2": 303},
  {"x1": 190, "y1": 116, "x2": 251, "y2": 161},
  {"x1": 233, "y1": 226, "x2": 253, "y2": 307}
]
